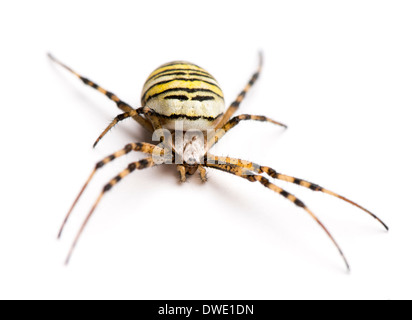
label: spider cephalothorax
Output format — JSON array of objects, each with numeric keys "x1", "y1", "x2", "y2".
[{"x1": 49, "y1": 53, "x2": 388, "y2": 269}]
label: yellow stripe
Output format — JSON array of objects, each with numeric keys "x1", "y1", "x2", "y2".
[
  {"x1": 146, "y1": 62, "x2": 210, "y2": 80},
  {"x1": 143, "y1": 79, "x2": 224, "y2": 101},
  {"x1": 147, "y1": 73, "x2": 219, "y2": 87}
]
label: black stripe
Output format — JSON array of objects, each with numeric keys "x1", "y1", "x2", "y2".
[
  {"x1": 103, "y1": 183, "x2": 112, "y2": 192},
  {"x1": 152, "y1": 72, "x2": 187, "y2": 81},
  {"x1": 164, "y1": 95, "x2": 189, "y2": 101},
  {"x1": 309, "y1": 183, "x2": 321, "y2": 191},
  {"x1": 146, "y1": 68, "x2": 212, "y2": 83},
  {"x1": 80, "y1": 77, "x2": 90, "y2": 84},
  {"x1": 116, "y1": 113, "x2": 128, "y2": 121},
  {"x1": 152, "y1": 71, "x2": 216, "y2": 82},
  {"x1": 259, "y1": 177, "x2": 270, "y2": 187},
  {"x1": 280, "y1": 190, "x2": 289, "y2": 198},
  {"x1": 265, "y1": 167, "x2": 277, "y2": 177},
  {"x1": 143, "y1": 88, "x2": 224, "y2": 105},
  {"x1": 128, "y1": 163, "x2": 137, "y2": 171},
  {"x1": 96, "y1": 161, "x2": 105, "y2": 169},
  {"x1": 148, "y1": 69, "x2": 215, "y2": 83},
  {"x1": 247, "y1": 175, "x2": 258, "y2": 182},
  {"x1": 294, "y1": 199, "x2": 305, "y2": 208},
  {"x1": 142, "y1": 78, "x2": 221, "y2": 102},
  {"x1": 231, "y1": 101, "x2": 240, "y2": 108},
  {"x1": 158, "y1": 61, "x2": 202, "y2": 69},
  {"x1": 106, "y1": 91, "x2": 114, "y2": 99},
  {"x1": 294, "y1": 178, "x2": 302, "y2": 185},
  {"x1": 151, "y1": 110, "x2": 223, "y2": 122},
  {"x1": 124, "y1": 144, "x2": 133, "y2": 153},
  {"x1": 139, "y1": 159, "x2": 149, "y2": 168},
  {"x1": 191, "y1": 95, "x2": 215, "y2": 102},
  {"x1": 250, "y1": 72, "x2": 259, "y2": 84}
]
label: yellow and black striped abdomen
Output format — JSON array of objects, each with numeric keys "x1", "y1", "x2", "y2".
[{"x1": 141, "y1": 61, "x2": 225, "y2": 130}]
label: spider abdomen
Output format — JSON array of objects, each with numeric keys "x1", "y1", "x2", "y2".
[{"x1": 141, "y1": 61, "x2": 225, "y2": 130}]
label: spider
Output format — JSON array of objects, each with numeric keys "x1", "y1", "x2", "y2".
[{"x1": 49, "y1": 52, "x2": 388, "y2": 269}]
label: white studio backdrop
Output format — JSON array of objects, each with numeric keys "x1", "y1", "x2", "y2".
[{"x1": 0, "y1": 0, "x2": 411, "y2": 299}]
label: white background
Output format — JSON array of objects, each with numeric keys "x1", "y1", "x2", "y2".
[{"x1": 1, "y1": 0, "x2": 411, "y2": 300}]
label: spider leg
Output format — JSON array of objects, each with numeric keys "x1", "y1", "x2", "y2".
[
  {"x1": 206, "y1": 155, "x2": 388, "y2": 231},
  {"x1": 207, "y1": 114, "x2": 287, "y2": 152},
  {"x1": 216, "y1": 52, "x2": 263, "y2": 129},
  {"x1": 145, "y1": 112, "x2": 174, "y2": 151},
  {"x1": 198, "y1": 166, "x2": 208, "y2": 182},
  {"x1": 93, "y1": 107, "x2": 152, "y2": 147},
  {"x1": 264, "y1": 169, "x2": 389, "y2": 231},
  {"x1": 205, "y1": 162, "x2": 350, "y2": 271},
  {"x1": 177, "y1": 165, "x2": 187, "y2": 182},
  {"x1": 93, "y1": 107, "x2": 174, "y2": 153},
  {"x1": 65, "y1": 157, "x2": 156, "y2": 265},
  {"x1": 48, "y1": 53, "x2": 153, "y2": 132},
  {"x1": 59, "y1": 142, "x2": 159, "y2": 239}
]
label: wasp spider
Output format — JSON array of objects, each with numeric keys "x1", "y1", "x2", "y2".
[{"x1": 49, "y1": 53, "x2": 388, "y2": 269}]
